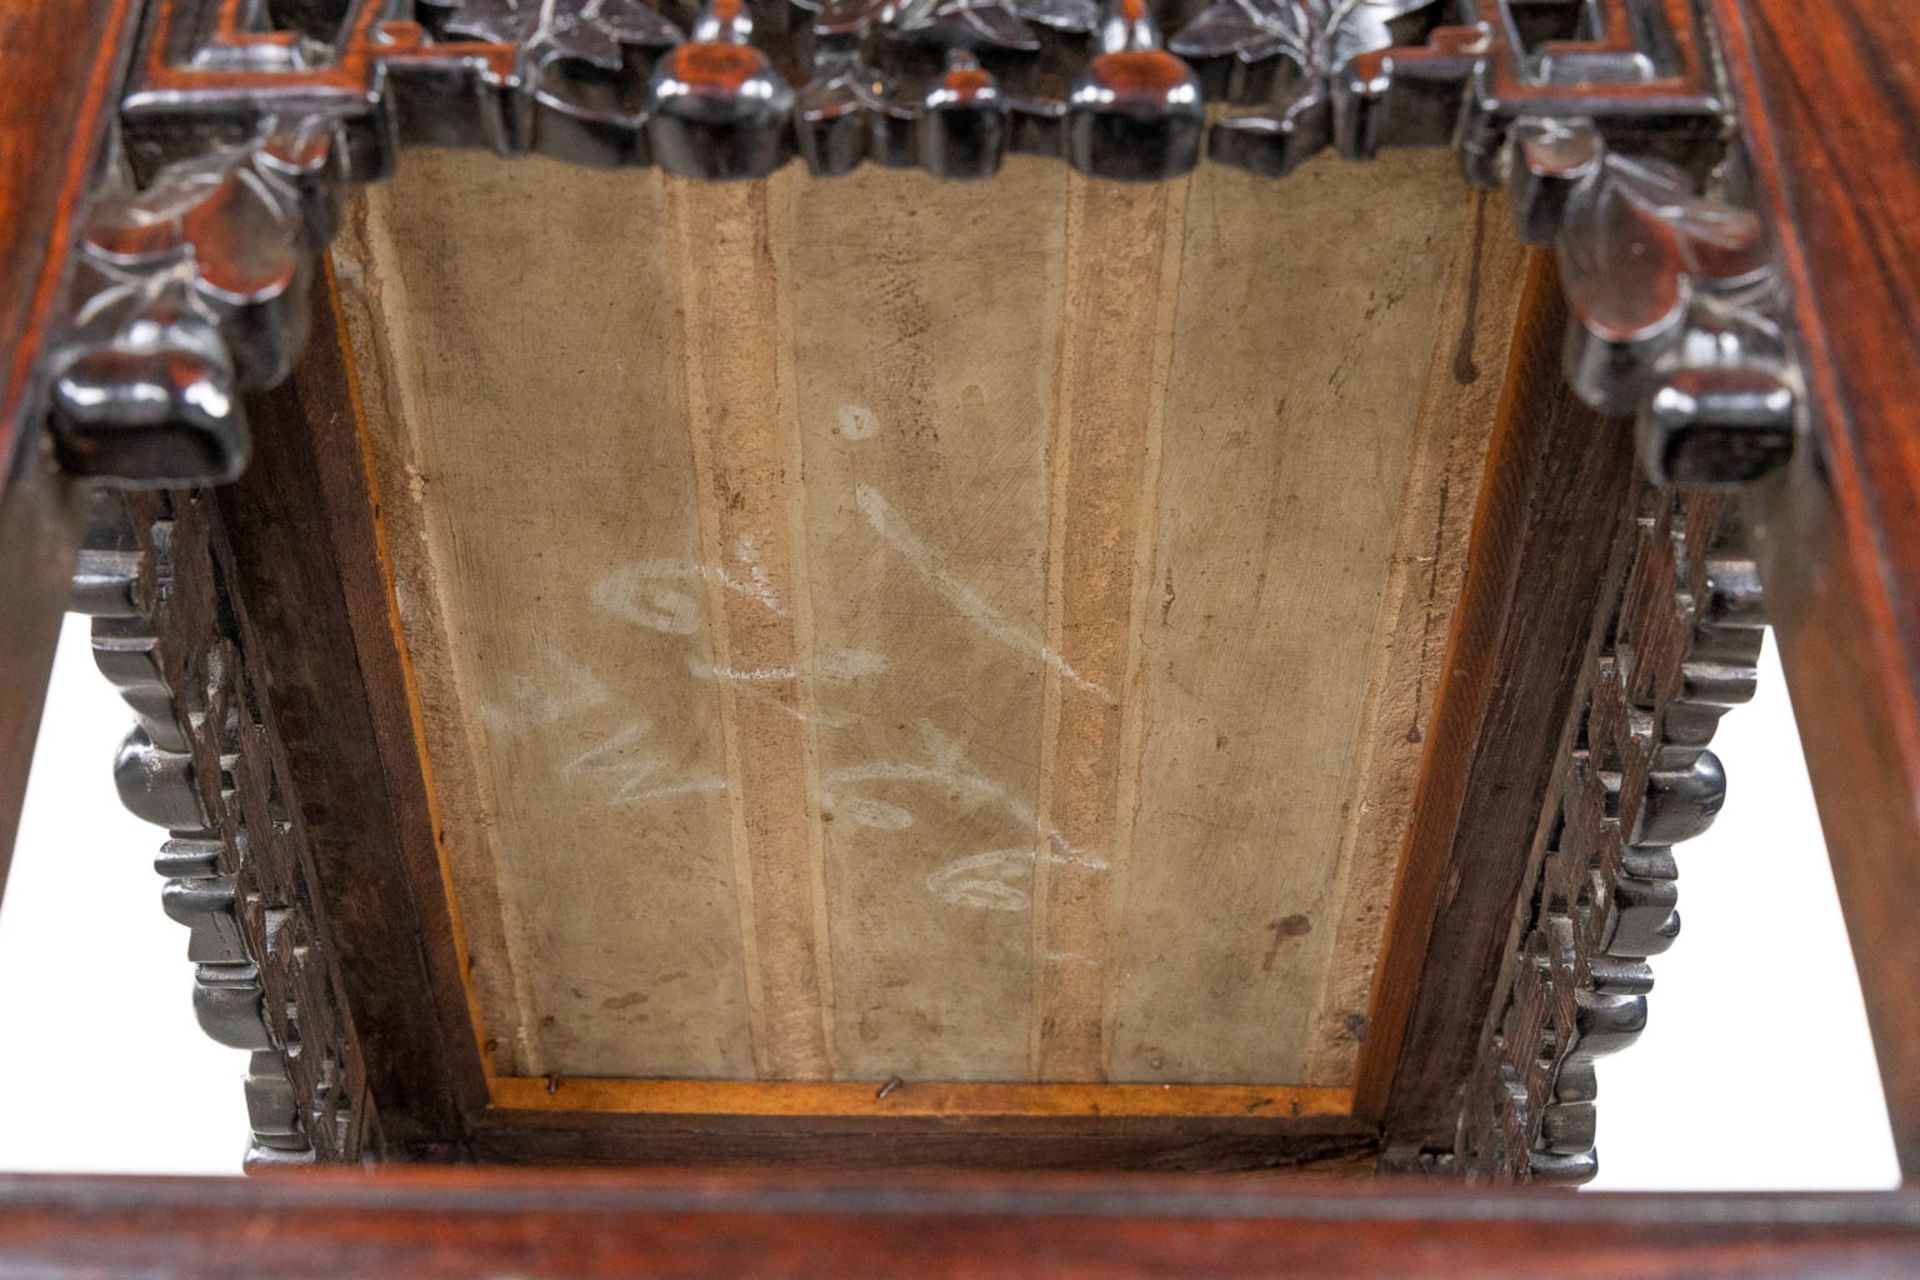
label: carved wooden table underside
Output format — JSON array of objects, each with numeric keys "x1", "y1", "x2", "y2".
[{"x1": 52, "y1": 0, "x2": 1783, "y2": 1180}]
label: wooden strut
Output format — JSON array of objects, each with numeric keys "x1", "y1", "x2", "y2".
[{"x1": 5, "y1": 1171, "x2": 1920, "y2": 1278}]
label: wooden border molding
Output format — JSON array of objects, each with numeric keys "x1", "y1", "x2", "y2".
[{"x1": 8, "y1": 1172, "x2": 1920, "y2": 1277}]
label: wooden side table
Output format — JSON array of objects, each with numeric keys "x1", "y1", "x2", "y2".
[{"x1": 2, "y1": 1, "x2": 1918, "y2": 1268}]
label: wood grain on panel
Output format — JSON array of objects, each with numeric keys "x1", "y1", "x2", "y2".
[
  {"x1": 1031, "y1": 173, "x2": 1190, "y2": 1082},
  {"x1": 1300, "y1": 192, "x2": 1529, "y2": 1084},
  {"x1": 1364, "y1": 259, "x2": 1636, "y2": 1144},
  {"x1": 1110, "y1": 157, "x2": 1520, "y2": 1086},
  {"x1": 663, "y1": 174, "x2": 833, "y2": 1080}
]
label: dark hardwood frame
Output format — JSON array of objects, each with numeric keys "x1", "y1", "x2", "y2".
[
  {"x1": 103, "y1": 209, "x2": 1685, "y2": 1174},
  {"x1": 1717, "y1": 0, "x2": 1920, "y2": 1177},
  {"x1": 3, "y1": 0, "x2": 1920, "y2": 1266},
  {"x1": 1359, "y1": 260, "x2": 1639, "y2": 1158},
  {"x1": 43, "y1": 0, "x2": 1790, "y2": 1177},
  {"x1": 0, "y1": 0, "x2": 137, "y2": 877},
  {"x1": 5, "y1": 1170, "x2": 1920, "y2": 1278}
]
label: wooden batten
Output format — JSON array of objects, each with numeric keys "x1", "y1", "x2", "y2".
[
  {"x1": 491, "y1": 1076, "x2": 1352, "y2": 1123},
  {"x1": 1031, "y1": 172, "x2": 1190, "y2": 1083},
  {"x1": 662, "y1": 174, "x2": 834, "y2": 1080},
  {"x1": 332, "y1": 147, "x2": 1530, "y2": 1113}
]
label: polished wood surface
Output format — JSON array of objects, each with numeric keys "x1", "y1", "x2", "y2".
[
  {"x1": 1718, "y1": 0, "x2": 1920, "y2": 1176},
  {"x1": 0, "y1": 0, "x2": 1916, "y2": 1206},
  {"x1": 3, "y1": 1170, "x2": 1919, "y2": 1278},
  {"x1": 0, "y1": 0, "x2": 134, "y2": 468},
  {"x1": 0, "y1": 0, "x2": 137, "y2": 881}
]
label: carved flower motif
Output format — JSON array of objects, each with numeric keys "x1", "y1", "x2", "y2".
[
  {"x1": 529, "y1": 0, "x2": 684, "y2": 68},
  {"x1": 1170, "y1": 0, "x2": 1435, "y2": 76},
  {"x1": 420, "y1": 0, "x2": 683, "y2": 62},
  {"x1": 888, "y1": 0, "x2": 1100, "y2": 52}
]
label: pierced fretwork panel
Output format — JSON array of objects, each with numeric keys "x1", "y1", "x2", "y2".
[
  {"x1": 125, "y1": 0, "x2": 1720, "y2": 184},
  {"x1": 72, "y1": 489, "x2": 369, "y2": 1167},
  {"x1": 74, "y1": 0, "x2": 1795, "y2": 496},
  {"x1": 1456, "y1": 488, "x2": 1762, "y2": 1183}
]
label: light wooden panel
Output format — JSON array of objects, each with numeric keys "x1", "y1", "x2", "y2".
[{"x1": 336, "y1": 148, "x2": 1523, "y2": 1090}]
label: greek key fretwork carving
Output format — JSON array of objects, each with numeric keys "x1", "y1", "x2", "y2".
[
  {"x1": 1457, "y1": 488, "x2": 1763, "y2": 1184},
  {"x1": 72, "y1": 489, "x2": 367, "y2": 1167}
]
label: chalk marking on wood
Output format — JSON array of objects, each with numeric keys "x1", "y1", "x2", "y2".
[
  {"x1": 728, "y1": 533, "x2": 788, "y2": 617},
  {"x1": 591, "y1": 563, "x2": 704, "y2": 635},
  {"x1": 836, "y1": 404, "x2": 879, "y2": 440},
  {"x1": 854, "y1": 482, "x2": 1113, "y2": 703},
  {"x1": 687, "y1": 657, "x2": 853, "y2": 729},
  {"x1": 480, "y1": 649, "x2": 612, "y2": 730},
  {"x1": 825, "y1": 719, "x2": 1107, "y2": 871},
  {"x1": 591, "y1": 557, "x2": 788, "y2": 637},
  {"x1": 692, "y1": 648, "x2": 886, "y2": 686},
  {"x1": 559, "y1": 720, "x2": 728, "y2": 809},
  {"x1": 927, "y1": 848, "x2": 1034, "y2": 911}
]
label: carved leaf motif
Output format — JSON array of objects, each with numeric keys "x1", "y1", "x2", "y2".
[
  {"x1": 72, "y1": 149, "x2": 309, "y2": 387},
  {"x1": 1170, "y1": 0, "x2": 1313, "y2": 67},
  {"x1": 1322, "y1": 0, "x2": 1436, "y2": 67},
  {"x1": 1012, "y1": 0, "x2": 1098, "y2": 35},
  {"x1": 430, "y1": 0, "x2": 528, "y2": 44},
  {"x1": 1560, "y1": 153, "x2": 1769, "y2": 347},
  {"x1": 50, "y1": 125, "x2": 340, "y2": 484},
  {"x1": 893, "y1": 0, "x2": 1042, "y2": 52},
  {"x1": 530, "y1": 0, "x2": 683, "y2": 68},
  {"x1": 1168, "y1": 0, "x2": 1430, "y2": 70},
  {"x1": 1610, "y1": 156, "x2": 1770, "y2": 284}
]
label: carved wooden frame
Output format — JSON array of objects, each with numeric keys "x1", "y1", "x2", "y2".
[
  {"x1": 56, "y1": 0, "x2": 1798, "y2": 496},
  {"x1": 45, "y1": 0, "x2": 1797, "y2": 1177},
  {"x1": 1451, "y1": 485, "x2": 1762, "y2": 1180}
]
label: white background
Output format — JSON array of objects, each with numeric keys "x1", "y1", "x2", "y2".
[{"x1": 0, "y1": 615, "x2": 1900, "y2": 1185}]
